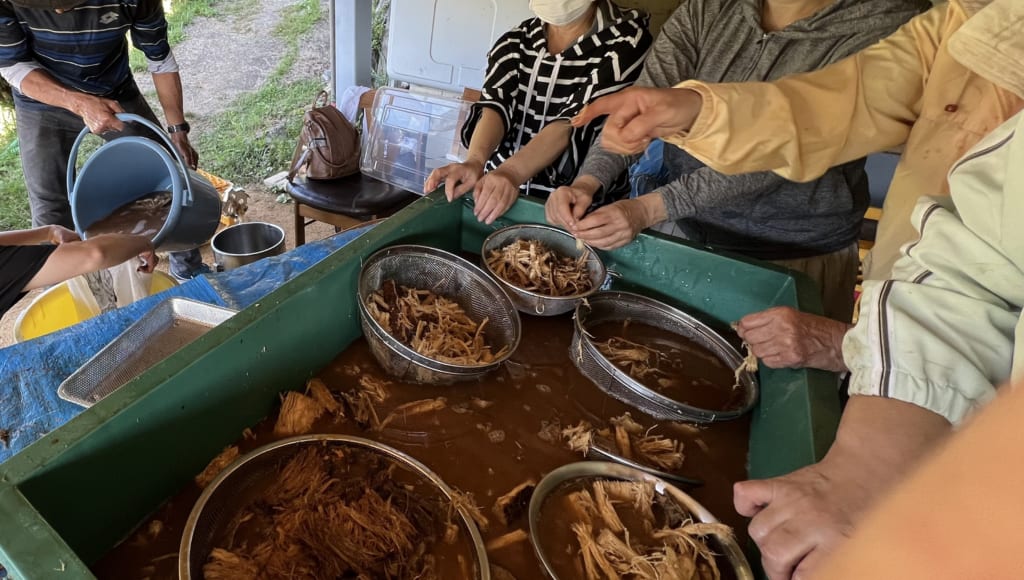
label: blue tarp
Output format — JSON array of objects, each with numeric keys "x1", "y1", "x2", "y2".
[{"x1": 0, "y1": 224, "x2": 373, "y2": 462}]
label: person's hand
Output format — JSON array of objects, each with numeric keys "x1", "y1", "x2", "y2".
[
  {"x1": 545, "y1": 177, "x2": 599, "y2": 229},
  {"x1": 735, "y1": 306, "x2": 850, "y2": 372},
  {"x1": 572, "y1": 87, "x2": 703, "y2": 155},
  {"x1": 472, "y1": 168, "x2": 520, "y2": 224},
  {"x1": 137, "y1": 250, "x2": 158, "y2": 273},
  {"x1": 72, "y1": 95, "x2": 125, "y2": 134},
  {"x1": 571, "y1": 193, "x2": 666, "y2": 250},
  {"x1": 734, "y1": 396, "x2": 950, "y2": 580},
  {"x1": 47, "y1": 225, "x2": 80, "y2": 245},
  {"x1": 734, "y1": 459, "x2": 862, "y2": 580},
  {"x1": 169, "y1": 131, "x2": 199, "y2": 170},
  {"x1": 423, "y1": 160, "x2": 485, "y2": 201}
]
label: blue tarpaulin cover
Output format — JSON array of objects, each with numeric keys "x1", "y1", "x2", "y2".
[{"x1": 0, "y1": 225, "x2": 372, "y2": 462}]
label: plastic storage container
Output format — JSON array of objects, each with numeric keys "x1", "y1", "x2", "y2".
[
  {"x1": 360, "y1": 88, "x2": 472, "y2": 193},
  {"x1": 0, "y1": 195, "x2": 839, "y2": 580}
]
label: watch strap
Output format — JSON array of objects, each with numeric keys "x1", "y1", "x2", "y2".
[{"x1": 167, "y1": 122, "x2": 190, "y2": 134}]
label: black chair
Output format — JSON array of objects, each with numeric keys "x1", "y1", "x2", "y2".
[{"x1": 286, "y1": 172, "x2": 417, "y2": 245}]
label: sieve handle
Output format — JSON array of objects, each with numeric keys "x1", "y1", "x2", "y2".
[{"x1": 67, "y1": 113, "x2": 196, "y2": 207}]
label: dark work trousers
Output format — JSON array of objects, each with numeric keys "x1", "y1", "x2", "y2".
[{"x1": 15, "y1": 93, "x2": 204, "y2": 274}]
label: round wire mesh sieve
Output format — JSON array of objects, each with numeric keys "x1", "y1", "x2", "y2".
[
  {"x1": 570, "y1": 291, "x2": 758, "y2": 423},
  {"x1": 481, "y1": 224, "x2": 606, "y2": 316},
  {"x1": 527, "y1": 461, "x2": 754, "y2": 580},
  {"x1": 357, "y1": 244, "x2": 521, "y2": 384},
  {"x1": 179, "y1": 435, "x2": 491, "y2": 580}
]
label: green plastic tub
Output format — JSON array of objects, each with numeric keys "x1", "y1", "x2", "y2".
[{"x1": 0, "y1": 193, "x2": 840, "y2": 578}]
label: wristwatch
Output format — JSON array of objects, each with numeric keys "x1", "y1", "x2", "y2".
[{"x1": 167, "y1": 122, "x2": 191, "y2": 134}]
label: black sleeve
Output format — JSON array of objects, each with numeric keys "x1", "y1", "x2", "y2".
[{"x1": 0, "y1": 245, "x2": 56, "y2": 319}]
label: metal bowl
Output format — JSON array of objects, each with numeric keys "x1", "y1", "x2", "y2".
[
  {"x1": 357, "y1": 244, "x2": 521, "y2": 384},
  {"x1": 528, "y1": 461, "x2": 753, "y2": 580},
  {"x1": 179, "y1": 434, "x2": 491, "y2": 580},
  {"x1": 481, "y1": 224, "x2": 606, "y2": 316},
  {"x1": 572, "y1": 291, "x2": 758, "y2": 423}
]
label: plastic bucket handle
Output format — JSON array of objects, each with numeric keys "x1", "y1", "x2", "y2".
[{"x1": 67, "y1": 113, "x2": 195, "y2": 207}]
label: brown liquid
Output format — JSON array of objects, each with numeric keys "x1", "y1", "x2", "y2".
[
  {"x1": 91, "y1": 321, "x2": 212, "y2": 403},
  {"x1": 84, "y1": 191, "x2": 172, "y2": 240},
  {"x1": 93, "y1": 315, "x2": 750, "y2": 579},
  {"x1": 590, "y1": 321, "x2": 745, "y2": 413}
]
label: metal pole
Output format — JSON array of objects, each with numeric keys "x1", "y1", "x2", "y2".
[{"x1": 334, "y1": 0, "x2": 374, "y2": 99}]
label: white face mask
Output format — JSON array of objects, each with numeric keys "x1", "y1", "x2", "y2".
[{"x1": 529, "y1": 0, "x2": 593, "y2": 26}]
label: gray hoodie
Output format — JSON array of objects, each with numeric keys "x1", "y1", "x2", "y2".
[{"x1": 580, "y1": 0, "x2": 930, "y2": 259}]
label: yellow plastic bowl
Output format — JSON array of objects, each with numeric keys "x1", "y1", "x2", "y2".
[{"x1": 14, "y1": 271, "x2": 178, "y2": 343}]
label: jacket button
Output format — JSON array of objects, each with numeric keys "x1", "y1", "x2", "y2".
[{"x1": 944, "y1": 104, "x2": 959, "y2": 113}]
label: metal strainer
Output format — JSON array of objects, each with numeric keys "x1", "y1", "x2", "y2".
[
  {"x1": 481, "y1": 224, "x2": 606, "y2": 316},
  {"x1": 357, "y1": 244, "x2": 521, "y2": 384},
  {"x1": 179, "y1": 435, "x2": 491, "y2": 580},
  {"x1": 528, "y1": 461, "x2": 754, "y2": 580},
  {"x1": 571, "y1": 291, "x2": 758, "y2": 423}
]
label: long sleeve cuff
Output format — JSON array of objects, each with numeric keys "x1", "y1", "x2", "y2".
[
  {"x1": 662, "y1": 80, "x2": 716, "y2": 149},
  {"x1": 0, "y1": 61, "x2": 43, "y2": 93},
  {"x1": 147, "y1": 49, "x2": 179, "y2": 74}
]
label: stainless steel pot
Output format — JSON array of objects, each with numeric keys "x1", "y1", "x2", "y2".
[{"x1": 211, "y1": 222, "x2": 285, "y2": 271}]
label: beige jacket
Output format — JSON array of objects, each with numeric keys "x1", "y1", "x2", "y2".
[
  {"x1": 665, "y1": 0, "x2": 1024, "y2": 279},
  {"x1": 844, "y1": 109, "x2": 1024, "y2": 424}
]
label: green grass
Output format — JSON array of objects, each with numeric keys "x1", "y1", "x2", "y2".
[
  {"x1": 129, "y1": 0, "x2": 217, "y2": 73},
  {"x1": 193, "y1": 0, "x2": 325, "y2": 183},
  {"x1": 0, "y1": 110, "x2": 31, "y2": 231}
]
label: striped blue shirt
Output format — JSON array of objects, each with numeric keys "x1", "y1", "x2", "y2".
[{"x1": 0, "y1": 0, "x2": 170, "y2": 106}]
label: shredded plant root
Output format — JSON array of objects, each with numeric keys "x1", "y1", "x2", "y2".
[
  {"x1": 730, "y1": 323, "x2": 759, "y2": 388},
  {"x1": 595, "y1": 337, "x2": 671, "y2": 384},
  {"x1": 195, "y1": 445, "x2": 239, "y2": 489},
  {"x1": 342, "y1": 375, "x2": 391, "y2": 429},
  {"x1": 486, "y1": 239, "x2": 593, "y2": 297},
  {"x1": 202, "y1": 444, "x2": 465, "y2": 580},
  {"x1": 272, "y1": 379, "x2": 345, "y2": 437},
  {"x1": 556, "y1": 479, "x2": 731, "y2": 580},
  {"x1": 492, "y1": 480, "x2": 536, "y2": 526},
  {"x1": 561, "y1": 414, "x2": 686, "y2": 472},
  {"x1": 367, "y1": 280, "x2": 508, "y2": 366}
]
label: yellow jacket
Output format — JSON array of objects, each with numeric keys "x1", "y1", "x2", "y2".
[{"x1": 665, "y1": 0, "x2": 1023, "y2": 279}]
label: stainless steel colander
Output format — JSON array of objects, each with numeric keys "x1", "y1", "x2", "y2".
[
  {"x1": 179, "y1": 435, "x2": 491, "y2": 580},
  {"x1": 571, "y1": 291, "x2": 758, "y2": 423},
  {"x1": 481, "y1": 224, "x2": 605, "y2": 316},
  {"x1": 528, "y1": 461, "x2": 753, "y2": 580},
  {"x1": 357, "y1": 244, "x2": 521, "y2": 384}
]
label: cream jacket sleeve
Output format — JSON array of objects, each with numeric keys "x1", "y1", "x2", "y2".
[
  {"x1": 663, "y1": 5, "x2": 947, "y2": 182},
  {"x1": 843, "y1": 111, "x2": 1024, "y2": 424}
]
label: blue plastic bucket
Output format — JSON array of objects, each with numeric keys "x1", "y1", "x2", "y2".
[{"x1": 69, "y1": 113, "x2": 221, "y2": 252}]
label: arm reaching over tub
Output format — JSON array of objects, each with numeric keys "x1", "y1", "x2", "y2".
[{"x1": 0, "y1": 227, "x2": 157, "y2": 320}]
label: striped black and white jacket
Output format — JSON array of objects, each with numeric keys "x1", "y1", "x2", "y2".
[{"x1": 461, "y1": 0, "x2": 652, "y2": 201}]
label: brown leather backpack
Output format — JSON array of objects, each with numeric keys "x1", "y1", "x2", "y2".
[{"x1": 287, "y1": 91, "x2": 360, "y2": 182}]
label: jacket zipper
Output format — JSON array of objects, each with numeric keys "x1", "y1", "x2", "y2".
[{"x1": 740, "y1": 33, "x2": 769, "y2": 81}]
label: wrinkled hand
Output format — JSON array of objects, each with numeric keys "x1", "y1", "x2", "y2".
[
  {"x1": 571, "y1": 198, "x2": 654, "y2": 250},
  {"x1": 472, "y1": 169, "x2": 520, "y2": 224},
  {"x1": 572, "y1": 87, "x2": 702, "y2": 155},
  {"x1": 735, "y1": 306, "x2": 850, "y2": 372},
  {"x1": 734, "y1": 457, "x2": 865, "y2": 580},
  {"x1": 545, "y1": 180, "x2": 597, "y2": 230},
  {"x1": 423, "y1": 160, "x2": 485, "y2": 201},
  {"x1": 74, "y1": 95, "x2": 125, "y2": 135},
  {"x1": 169, "y1": 131, "x2": 199, "y2": 170},
  {"x1": 137, "y1": 250, "x2": 158, "y2": 273},
  {"x1": 47, "y1": 225, "x2": 80, "y2": 245}
]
